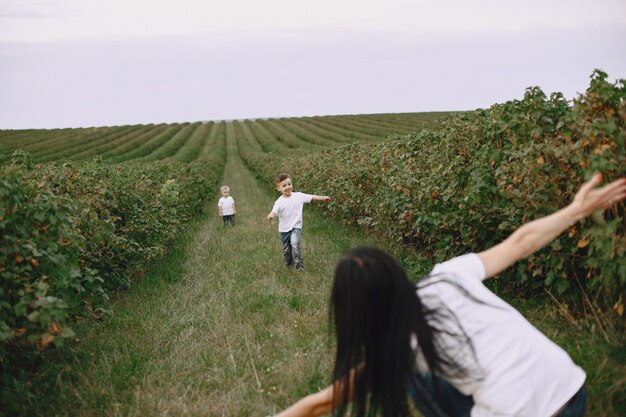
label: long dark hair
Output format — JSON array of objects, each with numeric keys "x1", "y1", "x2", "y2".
[{"x1": 330, "y1": 247, "x2": 481, "y2": 417}]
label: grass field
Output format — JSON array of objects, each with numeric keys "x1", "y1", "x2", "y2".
[{"x1": 2, "y1": 110, "x2": 625, "y2": 416}]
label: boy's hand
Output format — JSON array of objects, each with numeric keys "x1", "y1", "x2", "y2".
[
  {"x1": 314, "y1": 195, "x2": 331, "y2": 202},
  {"x1": 266, "y1": 214, "x2": 274, "y2": 223}
]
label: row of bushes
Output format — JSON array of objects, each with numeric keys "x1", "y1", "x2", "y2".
[
  {"x1": 1, "y1": 152, "x2": 224, "y2": 406},
  {"x1": 242, "y1": 70, "x2": 625, "y2": 313}
]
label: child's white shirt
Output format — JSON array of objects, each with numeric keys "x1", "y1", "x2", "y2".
[
  {"x1": 271, "y1": 192, "x2": 313, "y2": 232},
  {"x1": 218, "y1": 196, "x2": 235, "y2": 216},
  {"x1": 413, "y1": 254, "x2": 586, "y2": 417}
]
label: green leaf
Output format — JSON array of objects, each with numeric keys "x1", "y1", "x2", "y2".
[{"x1": 556, "y1": 280, "x2": 570, "y2": 294}]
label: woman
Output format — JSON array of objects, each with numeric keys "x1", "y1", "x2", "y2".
[{"x1": 274, "y1": 173, "x2": 626, "y2": 417}]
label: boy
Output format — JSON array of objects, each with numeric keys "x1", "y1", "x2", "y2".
[
  {"x1": 266, "y1": 173, "x2": 330, "y2": 271},
  {"x1": 218, "y1": 185, "x2": 236, "y2": 226}
]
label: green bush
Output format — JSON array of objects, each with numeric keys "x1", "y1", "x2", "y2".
[
  {"x1": 0, "y1": 156, "x2": 222, "y2": 409},
  {"x1": 0, "y1": 169, "x2": 95, "y2": 414},
  {"x1": 244, "y1": 70, "x2": 625, "y2": 312}
]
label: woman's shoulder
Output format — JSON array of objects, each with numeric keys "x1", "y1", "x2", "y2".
[{"x1": 430, "y1": 253, "x2": 485, "y2": 281}]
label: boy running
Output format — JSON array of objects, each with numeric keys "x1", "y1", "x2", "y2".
[{"x1": 266, "y1": 173, "x2": 330, "y2": 270}]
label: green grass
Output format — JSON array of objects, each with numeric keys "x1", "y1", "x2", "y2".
[
  {"x1": 16, "y1": 136, "x2": 372, "y2": 417},
  {"x1": 15, "y1": 133, "x2": 625, "y2": 416}
]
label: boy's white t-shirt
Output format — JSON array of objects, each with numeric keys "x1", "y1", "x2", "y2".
[
  {"x1": 271, "y1": 192, "x2": 313, "y2": 232},
  {"x1": 414, "y1": 254, "x2": 585, "y2": 417},
  {"x1": 218, "y1": 196, "x2": 235, "y2": 216}
]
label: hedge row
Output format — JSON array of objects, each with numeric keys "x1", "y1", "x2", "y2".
[
  {"x1": 242, "y1": 70, "x2": 625, "y2": 312},
  {"x1": 0, "y1": 154, "x2": 224, "y2": 403}
]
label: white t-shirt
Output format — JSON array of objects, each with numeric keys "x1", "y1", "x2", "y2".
[
  {"x1": 271, "y1": 192, "x2": 313, "y2": 233},
  {"x1": 414, "y1": 254, "x2": 586, "y2": 417},
  {"x1": 218, "y1": 196, "x2": 235, "y2": 216}
]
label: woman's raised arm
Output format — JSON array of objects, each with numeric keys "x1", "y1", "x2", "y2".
[{"x1": 479, "y1": 173, "x2": 626, "y2": 279}]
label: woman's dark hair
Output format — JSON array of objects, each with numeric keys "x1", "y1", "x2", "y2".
[{"x1": 330, "y1": 247, "x2": 481, "y2": 417}]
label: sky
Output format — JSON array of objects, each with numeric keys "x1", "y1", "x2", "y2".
[{"x1": 1, "y1": 0, "x2": 625, "y2": 129}]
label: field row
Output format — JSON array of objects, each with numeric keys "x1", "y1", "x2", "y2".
[{"x1": 0, "y1": 112, "x2": 451, "y2": 163}]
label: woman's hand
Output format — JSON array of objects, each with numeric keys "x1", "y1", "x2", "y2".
[
  {"x1": 479, "y1": 173, "x2": 625, "y2": 279},
  {"x1": 273, "y1": 385, "x2": 335, "y2": 417},
  {"x1": 566, "y1": 173, "x2": 626, "y2": 222}
]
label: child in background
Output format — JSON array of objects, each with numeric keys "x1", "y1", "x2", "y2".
[
  {"x1": 266, "y1": 173, "x2": 330, "y2": 271},
  {"x1": 218, "y1": 185, "x2": 236, "y2": 227},
  {"x1": 272, "y1": 173, "x2": 626, "y2": 417}
]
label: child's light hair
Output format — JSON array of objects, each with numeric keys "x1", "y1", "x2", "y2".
[
  {"x1": 274, "y1": 173, "x2": 290, "y2": 184},
  {"x1": 220, "y1": 185, "x2": 230, "y2": 192}
]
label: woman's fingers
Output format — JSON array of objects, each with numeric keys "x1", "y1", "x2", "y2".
[
  {"x1": 577, "y1": 172, "x2": 603, "y2": 200},
  {"x1": 597, "y1": 178, "x2": 626, "y2": 201},
  {"x1": 572, "y1": 174, "x2": 625, "y2": 217}
]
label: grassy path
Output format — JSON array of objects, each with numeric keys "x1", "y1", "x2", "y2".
[{"x1": 26, "y1": 131, "x2": 373, "y2": 417}]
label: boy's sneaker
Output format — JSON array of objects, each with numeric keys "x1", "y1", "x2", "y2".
[{"x1": 295, "y1": 264, "x2": 304, "y2": 271}]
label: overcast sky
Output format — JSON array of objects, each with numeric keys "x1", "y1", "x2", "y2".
[{"x1": 1, "y1": 0, "x2": 625, "y2": 129}]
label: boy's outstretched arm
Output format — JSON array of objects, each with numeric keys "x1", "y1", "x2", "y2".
[
  {"x1": 311, "y1": 195, "x2": 331, "y2": 202},
  {"x1": 479, "y1": 173, "x2": 626, "y2": 279},
  {"x1": 267, "y1": 211, "x2": 276, "y2": 223}
]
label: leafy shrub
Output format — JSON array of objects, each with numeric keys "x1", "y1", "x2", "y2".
[
  {"x1": 244, "y1": 70, "x2": 625, "y2": 313},
  {"x1": 0, "y1": 169, "x2": 96, "y2": 414},
  {"x1": 0, "y1": 156, "x2": 222, "y2": 409}
]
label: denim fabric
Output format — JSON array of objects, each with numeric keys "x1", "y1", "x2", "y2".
[
  {"x1": 555, "y1": 386, "x2": 586, "y2": 417},
  {"x1": 222, "y1": 214, "x2": 235, "y2": 226},
  {"x1": 409, "y1": 374, "x2": 585, "y2": 417},
  {"x1": 279, "y1": 228, "x2": 302, "y2": 268},
  {"x1": 409, "y1": 374, "x2": 473, "y2": 417}
]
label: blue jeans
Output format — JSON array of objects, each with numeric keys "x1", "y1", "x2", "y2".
[
  {"x1": 222, "y1": 214, "x2": 235, "y2": 226},
  {"x1": 409, "y1": 374, "x2": 473, "y2": 417},
  {"x1": 555, "y1": 386, "x2": 586, "y2": 417},
  {"x1": 279, "y1": 228, "x2": 302, "y2": 269},
  {"x1": 409, "y1": 374, "x2": 586, "y2": 417}
]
